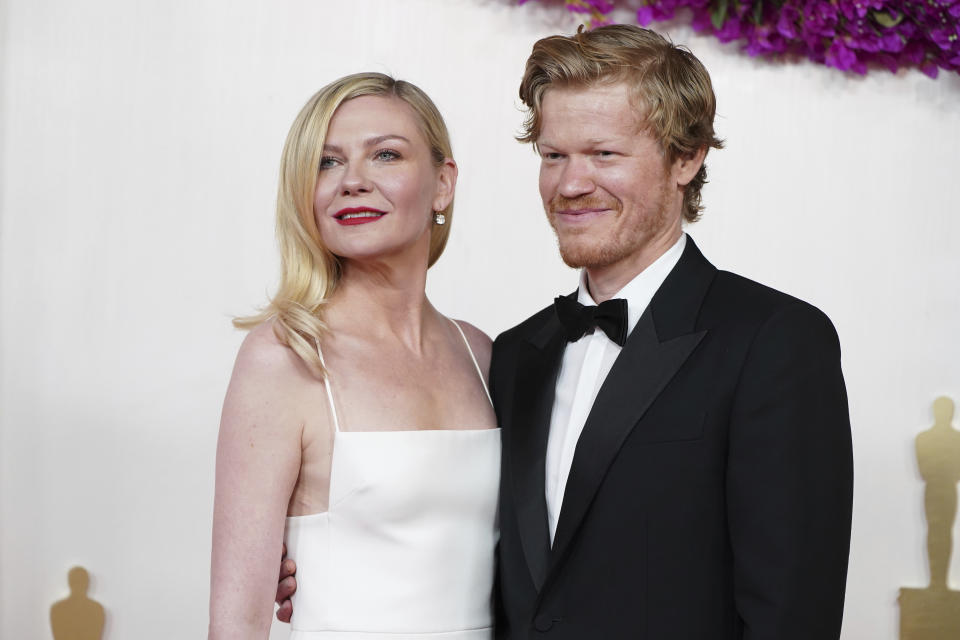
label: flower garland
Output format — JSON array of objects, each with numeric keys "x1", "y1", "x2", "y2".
[{"x1": 518, "y1": 0, "x2": 960, "y2": 77}]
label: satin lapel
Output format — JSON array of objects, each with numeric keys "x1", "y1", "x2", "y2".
[
  {"x1": 510, "y1": 313, "x2": 567, "y2": 592},
  {"x1": 548, "y1": 312, "x2": 706, "y2": 565},
  {"x1": 547, "y1": 237, "x2": 716, "y2": 573}
]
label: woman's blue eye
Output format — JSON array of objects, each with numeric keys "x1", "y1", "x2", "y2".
[
  {"x1": 375, "y1": 149, "x2": 400, "y2": 161},
  {"x1": 319, "y1": 156, "x2": 338, "y2": 170}
]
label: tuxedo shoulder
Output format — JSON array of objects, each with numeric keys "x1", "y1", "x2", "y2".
[
  {"x1": 493, "y1": 302, "x2": 556, "y2": 347},
  {"x1": 707, "y1": 270, "x2": 837, "y2": 334}
]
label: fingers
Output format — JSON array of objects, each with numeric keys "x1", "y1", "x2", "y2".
[
  {"x1": 279, "y1": 557, "x2": 296, "y2": 580},
  {"x1": 281, "y1": 542, "x2": 287, "y2": 559},
  {"x1": 275, "y1": 543, "x2": 297, "y2": 622},
  {"x1": 276, "y1": 599, "x2": 292, "y2": 623},
  {"x1": 276, "y1": 575, "x2": 297, "y2": 605}
]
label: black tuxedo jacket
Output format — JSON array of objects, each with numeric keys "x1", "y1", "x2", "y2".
[{"x1": 491, "y1": 238, "x2": 853, "y2": 640}]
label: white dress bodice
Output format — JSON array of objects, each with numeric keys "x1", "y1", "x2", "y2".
[{"x1": 283, "y1": 321, "x2": 500, "y2": 639}]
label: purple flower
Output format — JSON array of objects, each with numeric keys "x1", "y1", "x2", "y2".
[
  {"x1": 921, "y1": 60, "x2": 940, "y2": 77},
  {"x1": 826, "y1": 40, "x2": 858, "y2": 70},
  {"x1": 564, "y1": 0, "x2": 615, "y2": 13},
  {"x1": 902, "y1": 40, "x2": 927, "y2": 64},
  {"x1": 519, "y1": 0, "x2": 960, "y2": 76},
  {"x1": 930, "y1": 26, "x2": 960, "y2": 50},
  {"x1": 838, "y1": 0, "x2": 865, "y2": 21},
  {"x1": 776, "y1": 4, "x2": 800, "y2": 39},
  {"x1": 716, "y1": 16, "x2": 745, "y2": 43},
  {"x1": 690, "y1": 8, "x2": 715, "y2": 32},
  {"x1": 879, "y1": 31, "x2": 905, "y2": 52},
  {"x1": 636, "y1": 5, "x2": 655, "y2": 25},
  {"x1": 874, "y1": 52, "x2": 901, "y2": 71},
  {"x1": 586, "y1": 0, "x2": 616, "y2": 10}
]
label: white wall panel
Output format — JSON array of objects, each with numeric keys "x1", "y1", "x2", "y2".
[{"x1": 1, "y1": 1, "x2": 958, "y2": 638}]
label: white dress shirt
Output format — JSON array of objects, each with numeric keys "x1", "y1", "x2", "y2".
[{"x1": 544, "y1": 233, "x2": 687, "y2": 543}]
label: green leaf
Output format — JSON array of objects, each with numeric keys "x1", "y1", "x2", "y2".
[
  {"x1": 711, "y1": 0, "x2": 730, "y2": 29},
  {"x1": 872, "y1": 10, "x2": 904, "y2": 28},
  {"x1": 752, "y1": 0, "x2": 764, "y2": 24}
]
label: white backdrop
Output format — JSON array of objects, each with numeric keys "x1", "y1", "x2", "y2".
[{"x1": 1, "y1": 1, "x2": 959, "y2": 638}]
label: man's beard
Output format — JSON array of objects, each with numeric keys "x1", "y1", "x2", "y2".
[{"x1": 546, "y1": 191, "x2": 669, "y2": 270}]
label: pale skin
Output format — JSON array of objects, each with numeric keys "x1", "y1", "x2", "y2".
[
  {"x1": 275, "y1": 81, "x2": 708, "y2": 619},
  {"x1": 538, "y1": 82, "x2": 705, "y2": 301},
  {"x1": 210, "y1": 94, "x2": 495, "y2": 639}
]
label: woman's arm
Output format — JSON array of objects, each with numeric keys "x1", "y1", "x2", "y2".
[{"x1": 209, "y1": 325, "x2": 307, "y2": 639}]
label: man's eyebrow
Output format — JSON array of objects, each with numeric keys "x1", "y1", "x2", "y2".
[
  {"x1": 536, "y1": 138, "x2": 619, "y2": 150},
  {"x1": 322, "y1": 135, "x2": 411, "y2": 153}
]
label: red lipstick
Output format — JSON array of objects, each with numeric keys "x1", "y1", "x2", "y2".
[{"x1": 334, "y1": 207, "x2": 387, "y2": 226}]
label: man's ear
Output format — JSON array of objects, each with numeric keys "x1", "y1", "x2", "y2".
[
  {"x1": 433, "y1": 158, "x2": 458, "y2": 212},
  {"x1": 673, "y1": 146, "x2": 707, "y2": 187}
]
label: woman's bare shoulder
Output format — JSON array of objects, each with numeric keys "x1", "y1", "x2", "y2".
[
  {"x1": 223, "y1": 320, "x2": 319, "y2": 429},
  {"x1": 234, "y1": 320, "x2": 313, "y2": 383}
]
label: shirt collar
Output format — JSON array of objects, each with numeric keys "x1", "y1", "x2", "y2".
[{"x1": 578, "y1": 233, "x2": 687, "y2": 337}]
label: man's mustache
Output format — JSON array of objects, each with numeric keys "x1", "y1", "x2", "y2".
[{"x1": 547, "y1": 195, "x2": 621, "y2": 214}]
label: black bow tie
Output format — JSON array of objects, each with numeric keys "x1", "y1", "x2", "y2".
[{"x1": 554, "y1": 295, "x2": 629, "y2": 347}]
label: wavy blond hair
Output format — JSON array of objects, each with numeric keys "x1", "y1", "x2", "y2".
[
  {"x1": 518, "y1": 25, "x2": 723, "y2": 223},
  {"x1": 236, "y1": 72, "x2": 455, "y2": 376}
]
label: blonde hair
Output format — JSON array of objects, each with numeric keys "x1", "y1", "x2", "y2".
[
  {"x1": 518, "y1": 25, "x2": 723, "y2": 223},
  {"x1": 236, "y1": 72, "x2": 455, "y2": 376}
]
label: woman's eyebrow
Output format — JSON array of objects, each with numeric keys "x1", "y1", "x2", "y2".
[{"x1": 322, "y1": 134, "x2": 411, "y2": 154}]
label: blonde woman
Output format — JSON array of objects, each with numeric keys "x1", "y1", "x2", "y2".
[{"x1": 209, "y1": 73, "x2": 499, "y2": 639}]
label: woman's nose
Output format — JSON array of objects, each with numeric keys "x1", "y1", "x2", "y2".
[{"x1": 340, "y1": 162, "x2": 372, "y2": 196}]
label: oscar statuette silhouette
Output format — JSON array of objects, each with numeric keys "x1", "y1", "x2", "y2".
[
  {"x1": 899, "y1": 396, "x2": 960, "y2": 639},
  {"x1": 50, "y1": 566, "x2": 105, "y2": 640}
]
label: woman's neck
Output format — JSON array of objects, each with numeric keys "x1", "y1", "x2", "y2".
[{"x1": 326, "y1": 253, "x2": 435, "y2": 352}]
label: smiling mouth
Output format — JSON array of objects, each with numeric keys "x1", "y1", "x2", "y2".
[
  {"x1": 552, "y1": 208, "x2": 613, "y2": 222},
  {"x1": 557, "y1": 208, "x2": 609, "y2": 216},
  {"x1": 335, "y1": 208, "x2": 387, "y2": 225},
  {"x1": 339, "y1": 212, "x2": 384, "y2": 220}
]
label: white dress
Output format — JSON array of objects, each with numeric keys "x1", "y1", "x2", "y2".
[{"x1": 284, "y1": 321, "x2": 501, "y2": 639}]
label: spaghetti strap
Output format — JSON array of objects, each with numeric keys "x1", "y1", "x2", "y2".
[
  {"x1": 449, "y1": 319, "x2": 493, "y2": 406},
  {"x1": 315, "y1": 341, "x2": 342, "y2": 433}
]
